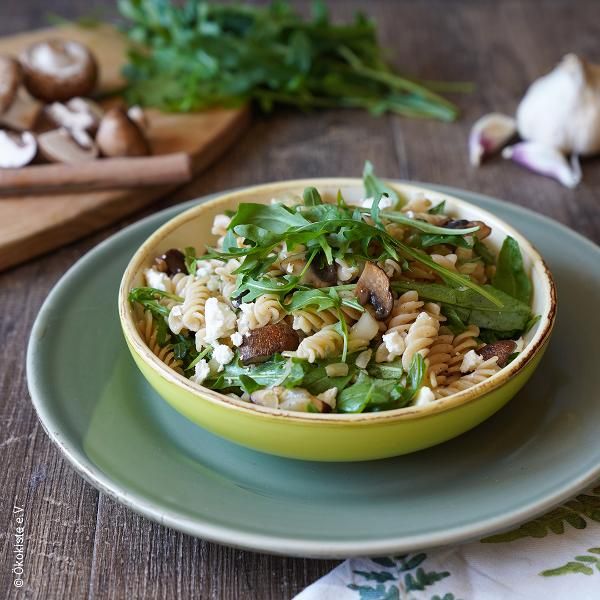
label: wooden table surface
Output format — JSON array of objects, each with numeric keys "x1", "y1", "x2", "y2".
[{"x1": 1, "y1": 1, "x2": 599, "y2": 599}]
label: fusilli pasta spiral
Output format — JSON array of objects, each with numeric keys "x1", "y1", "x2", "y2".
[
  {"x1": 434, "y1": 357, "x2": 500, "y2": 398},
  {"x1": 402, "y1": 311, "x2": 440, "y2": 370},
  {"x1": 137, "y1": 310, "x2": 183, "y2": 374}
]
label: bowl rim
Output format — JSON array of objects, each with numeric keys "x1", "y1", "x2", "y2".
[{"x1": 118, "y1": 178, "x2": 557, "y2": 424}]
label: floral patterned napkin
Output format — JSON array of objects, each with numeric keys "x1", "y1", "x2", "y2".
[{"x1": 295, "y1": 484, "x2": 600, "y2": 600}]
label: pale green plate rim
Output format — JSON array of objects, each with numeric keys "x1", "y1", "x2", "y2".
[{"x1": 26, "y1": 183, "x2": 600, "y2": 557}]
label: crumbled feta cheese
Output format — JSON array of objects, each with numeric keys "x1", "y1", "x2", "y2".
[
  {"x1": 190, "y1": 359, "x2": 210, "y2": 385},
  {"x1": 317, "y1": 387, "x2": 338, "y2": 409},
  {"x1": 196, "y1": 262, "x2": 216, "y2": 280},
  {"x1": 355, "y1": 349, "x2": 372, "y2": 369},
  {"x1": 143, "y1": 268, "x2": 171, "y2": 292},
  {"x1": 230, "y1": 332, "x2": 243, "y2": 347},
  {"x1": 414, "y1": 386, "x2": 435, "y2": 406},
  {"x1": 203, "y1": 297, "x2": 237, "y2": 343},
  {"x1": 460, "y1": 349, "x2": 484, "y2": 373},
  {"x1": 211, "y1": 214, "x2": 231, "y2": 236},
  {"x1": 383, "y1": 330, "x2": 405, "y2": 356},
  {"x1": 326, "y1": 363, "x2": 349, "y2": 377},
  {"x1": 212, "y1": 343, "x2": 234, "y2": 370},
  {"x1": 361, "y1": 195, "x2": 394, "y2": 210}
]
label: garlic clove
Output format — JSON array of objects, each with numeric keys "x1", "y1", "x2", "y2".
[
  {"x1": 502, "y1": 141, "x2": 581, "y2": 188},
  {"x1": 468, "y1": 112, "x2": 516, "y2": 166},
  {"x1": 517, "y1": 54, "x2": 600, "y2": 156}
]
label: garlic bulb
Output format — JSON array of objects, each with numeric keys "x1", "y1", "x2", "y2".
[
  {"x1": 517, "y1": 54, "x2": 600, "y2": 156},
  {"x1": 469, "y1": 113, "x2": 516, "y2": 166}
]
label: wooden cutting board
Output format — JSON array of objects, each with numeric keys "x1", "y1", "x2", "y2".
[{"x1": 0, "y1": 24, "x2": 250, "y2": 271}]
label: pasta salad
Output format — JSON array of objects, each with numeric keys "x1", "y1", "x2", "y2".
[{"x1": 129, "y1": 163, "x2": 537, "y2": 414}]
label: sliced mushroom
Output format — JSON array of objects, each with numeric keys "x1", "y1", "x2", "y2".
[
  {"x1": 446, "y1": 219, "x2": 492, "y2": 240},
  {"x1": 0, "y1": 130, "x2": 37, "y2": 168},
  {"x1": 355, "y1": 261, "x2": 393, "y2": 320},
  {"x1": 153, "y1": 249, "x2": 186, "y2": 275},
  {"x1": 38, "y1": 127, "x2": 98, "y2": 163},
  {"x1": 304, "y1": 254, "x2": 337, "y2": 288},
  {"x1": 0, "y1": 55, "x2": 22, "y2": 114},
  {"x1": 0, "y1": 88, "x2": 42, "y2": 131},
  {"x1": 20, "y1": 39, "x2": 98, "y2": 102},
  {"x1": 96, "y1": 107, "x2": 150, "y2": 158},
  {"x1": 239, "y1": 321, "x2": 300, "y2": 364},
  {"x1": 476, "y1": 340, "x2": 517, "y2": 367},
  {"x1": 46, "y1": 97, "x2": 103, "y2": 133}
]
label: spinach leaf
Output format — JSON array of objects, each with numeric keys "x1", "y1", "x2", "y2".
[
  {"x1": 392, "y1": 281, "x2": 531, "y2": 332},
  {"x1": 301, "y1": 361, "x2": 356, "y2": 395},
  {"x1": 474, "y1": 239, "x2": 495, "y2": 265},
  {"x1": 492, "y1": 237, "x2": 532, "y2": 305},
  {"x1": 337, "y1": 373, "x2": 397, "y2": 413},
  {"x1": 367, "y1": 360, "x2": 403, "y2": 380}
]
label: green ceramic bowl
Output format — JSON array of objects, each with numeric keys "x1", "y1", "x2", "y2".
[{"x1": 118, "y1": 180, "x2": 556, "y2": 461}]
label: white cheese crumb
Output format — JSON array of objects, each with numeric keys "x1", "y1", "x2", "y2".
[
  {"x1": 382, "y1": 330, "x2": 405, "y2": 356},
  {"x1": 168, "y1": 304, "x2": 185, "y2": 335},
  {"x1": 211, "y1": 214, "x2": 231, "y2": 236},
  {"x1": 414, "y1": 386, "x2": 435, "y2": 406},
  {"x1": 230, "y1": 332, "x2": 243, "y2": 347},
  {"x1": 203, "y1": 297, "x2": 237, "y2": 344},
  {"x1": 190, "y1": 359, "x2": 210, "y2": 385},
  {"x1": 212, "y1": 343, "x2": 234, "y2": 370},
  {"x1": 143, "y1": 268, "x2": 171, "y2": 292},
  {"x1": 460, "y1": 349, "x2": 485, "y2": 373},
  {"x1": 325, "y1": 363, "x2": 349, "y2": 377},
  {"x1": 355, "y1": 349, "x2": 372, "y2": 369}
]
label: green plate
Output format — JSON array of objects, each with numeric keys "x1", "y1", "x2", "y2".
[{"x1": 27, "y1": 185, "x2": 600, "y2": 557}]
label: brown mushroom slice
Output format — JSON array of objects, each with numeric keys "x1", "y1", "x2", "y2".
[
  {"x1": 0, "y1": 88, "x2": 42, "y2": 131},
  {"x1": 446, "y1": 218, "x2": 492, "y2": 240},
  {"x1": 476, "y1": 340, "x2": 517, "y2": 367},
  {"x1": 0, "y1": 55, "x2": 22, "y2": 114},
  {"x1": 0, "y1": 130, "x2": 37, "y2": 168},
  {"x1": 355, "y1": 261, "x2": 393, "y2": 320},
  {"x1": 96, "y1": 107, "x2": 150, "y2": 158},
  {"x1": 38, "y1": 128, "x2": 98, "y2": 163},
  {"x1": 239, "y1": 321, "x2": 300, "y2": 364},
  {"x1": 304, "y1": 256, "x2": 338, "y2": 288},
  {"x1": 20, "y1": 39, "x2": 98, "y2": 102},
  {"x1": 154, "y1": 249, "x2": 186, "y2": 275}
]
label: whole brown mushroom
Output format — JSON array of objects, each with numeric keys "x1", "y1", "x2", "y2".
[
  {"x1": 0, "y1": 55, "x2": 22, "y2": 113},
  {"x1": 20, "y1": 39, "x2": 98, "y2": 102},
  {"x1": 96, "y1": 107, "x2": 150, "y2": 158}
]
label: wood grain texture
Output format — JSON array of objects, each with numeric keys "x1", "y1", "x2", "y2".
[
  {"x1": 0, "y1": 23, "x2": 249, "y2": 271},
  {"x1": 1, "y1": 1, "x2": 599, "y2": 599}
]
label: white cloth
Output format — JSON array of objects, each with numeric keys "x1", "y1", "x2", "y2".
[{"x1": 295, "y1": 484, "x2": 600, "y2": 600}]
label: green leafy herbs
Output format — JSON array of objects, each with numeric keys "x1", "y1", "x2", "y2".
[
  {"x1": 338, "y1": 354, "x2": 425, "y2": 413},
  {"x1": 492, "y1": 236, "x2": 532, "y2": 304},
  {"x1": 363, "y1": 160, "x2": 400, "y2": 210},
  {"x1": 184, "y1": 246, "x2": 197, "y2": 275},
  {"x1": 392, "y1": 280, "x2": 531, "y2": 332},
  {"x1": 119, "y1": 0, "x2": 461, "y2": 120},
  {"x1": 427, "y1": 200, "x2": 446, "y2": 215}
]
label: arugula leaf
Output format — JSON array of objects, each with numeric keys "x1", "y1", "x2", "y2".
[
  {"x1": 428, "y1": 201, "x2": 446, "y2": 215},
  {"x1": 392, "y1": 281, "x2": 531, "y2": 331},
  {"x1": 396, "y1": 354, "x2": 426, "y2": 406},
  {"x1": 420, "y1": 233, "x2": 474, "y2": 249},
  {"x1": 303, "y1": 186, "x2": 323, "y2": 206},
  {"x1": 128, "y1": 287, "x2": 182, "y2": 346},
  {"x1": 362, "y1": 160, "x2": 400, "y2": 209},
  {"x1": 210, "y1": 355, "x2": 305, "y2": 392},
  {"x1": 120, "y1": 1, "x2": 461, "y2": 121},
  {"x1": 301, "y1": 360, "x2": 356, "y2": 395},
  {"x1": 184, "y1": 246, "x2": 197, "y2": 275},
  {"x1": 376, "y1": 211, "x2": 480, "y2": 235},
  {"x1": 492, "y1": 237, "x2": 532, "y2": 305},
  {"x1": 337, "y1": 373, "x2": 393, "y2": 413},
  {"x1": 228, "y1": 202, "x2": 309, "y2": 234}
]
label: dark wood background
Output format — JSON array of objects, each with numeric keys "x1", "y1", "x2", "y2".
[{"x1": 1, "y1": 1, "x2": 599, "y2": 599}]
